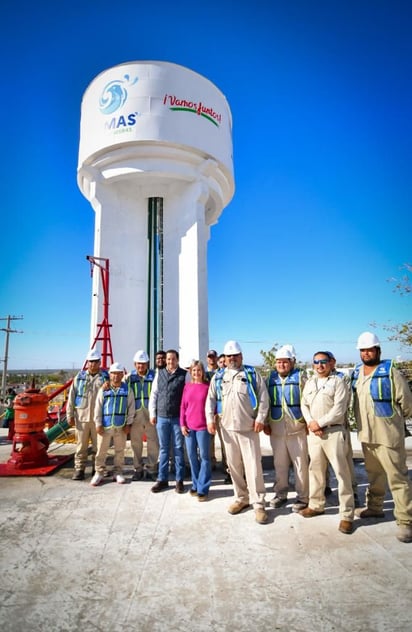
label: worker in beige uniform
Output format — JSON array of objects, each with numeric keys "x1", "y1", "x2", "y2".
[
  {"x1": 206, "y1": 340, "x2": 270, "y2": 524},
  {"x1": 67, "y1": 348, "x2": 109, "y2": 480},
  {"x1": 125, "y1": 350, "x2": 159, "y2": 482},
  {"x1": 352, "y1": 331, "x2": 412, "y2": 543},
  {"x1": 299, "y1": 351, "x2": 355, "y2": 534},
  {"x1": 91, "y1": 362, "x2": 135, "y2": 486},
  {"x1": 265, "y1": 346, "x2": 309, "y2": 513}
]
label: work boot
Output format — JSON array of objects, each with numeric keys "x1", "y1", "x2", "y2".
[
  {"x1": 396, "y1": 525, "x2": 412, "y2": 543},
  {"x1": 228, "y1": 501, "x2": 249, "y2": 515},
  {"x1": 72, "y1": 470, "x2": 85, "y2": 481},
  {"x1": 255, "y1": 508, "x2": 268, "y2": 524},
  {"x1": 338, "y1": 520, "x2": 354, "y2": 534},
  {"x1": 299, "y1": 507, "x2": 325, "y2": 518},
  {"x1": 269, "y1": 496, "x2": 287, "y2": 509},
  {"x1": 151, "y1": 480, "x2": 169, "y2": 493},
  {"x1": 357, "y1": 508, "x2": 385, "y2": 519}
]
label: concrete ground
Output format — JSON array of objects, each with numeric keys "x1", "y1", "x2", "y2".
[{"x1": 0, "y1": 427, "x2": 412, "y2": 632}]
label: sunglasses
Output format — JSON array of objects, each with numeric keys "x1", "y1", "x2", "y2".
[{"x1": 313, "y1": 359, "x2": 330, "y2": 365}]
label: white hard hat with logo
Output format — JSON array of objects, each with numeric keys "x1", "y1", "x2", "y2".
[
  {"x1": 87, "y1": 349, "x2": 101, "y2": 361},
  {"x1": 133, "y1": 350, "x2": 150, "y2": 363},
  {"x1": 109, "y1": 362, "x2": 124, "y2": 373},
  {"x1": 223, "y1": 340, "x2": 242, "y2": 355},
  {"x1": 356, "y1": 332, "x2": 381, "y2": 349},
  {"x1": 275, "y1": 347, "x2": 293, "y2": 360}
]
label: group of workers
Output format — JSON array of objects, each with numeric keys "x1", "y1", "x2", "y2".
[{"x1": 66, "y1": 331, "x2": 412, "y2": 543}]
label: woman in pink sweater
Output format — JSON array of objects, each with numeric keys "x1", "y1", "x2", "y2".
[{"x1": 180, "y1": 361, "x2": 211, "y2": 500}]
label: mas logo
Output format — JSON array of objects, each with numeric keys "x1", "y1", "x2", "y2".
[
  {"x1": 99, "y1": 74, "x2": 141, "y2": 134},
  {"x1": 163, "y1": 94, "x2": 222, "y2": 127},
  {"x1": 99, "y1": 74, "x2": 138, "y2": 114}
]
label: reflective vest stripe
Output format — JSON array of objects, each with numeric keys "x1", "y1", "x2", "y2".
[
  {"x1": 268, "y1": 369, "x2": 303, "y2": 421},
  {"x1": 102, "y1": 383, "x2": 129, "y2": 427},
  {"x1": 129, "y1": 370, "x2": 154, "y2": 409},
  {"x1": 214, "y1": 365, "x2": 258, "y2": 413},
  {"x1": 351, "y1": 359, "x2": 394, "y2": 418},
  {"x1": 74, "y1": 370, "x2": 109, "y2": 407},
  {"x1": 244, "y1": 365, "x2": 258, "y2": 411}
]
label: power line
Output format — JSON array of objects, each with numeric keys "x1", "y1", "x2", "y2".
[{"x1": 0, "y1": 315, "x2": 24, "y2": 400}]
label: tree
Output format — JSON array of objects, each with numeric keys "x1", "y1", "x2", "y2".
[
  {"x1": 385, "y1": 263, "x2": 412, "y2": 349},
  {"x1": 387, "y1": 263, "x2": 411, "y2": 296},
  {"x1": 260, "y1": 344, "x2": 279, "y2": 370}
]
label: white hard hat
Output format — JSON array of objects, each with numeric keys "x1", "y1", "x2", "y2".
[
  {"x1": 87, "y1": 349, "x2": 101, "y2": 361},
  {"x1": 223, "y1": 340, "x2": 242, "y2": 355},
  {"x1": 282, "y1": 344, "x2": 296, "y2": 359},
  {"x1": 275, "y1": 347, "x2": 293, "y2": 360},
  {"x1": 356, "y1": 331, "x2": 381, "y2": 349},
  {"x1": 109, "y1": 362, "x2": 124, "y2": 373},
  {"x1": 133, "y1": 350, "x2": 149, "y2": 363}
]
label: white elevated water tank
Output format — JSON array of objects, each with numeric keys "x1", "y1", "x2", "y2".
[{"x1": 78, "y1": 61, "x2": 234, "y2": 367}]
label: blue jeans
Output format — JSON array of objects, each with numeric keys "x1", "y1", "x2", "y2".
[
  {"x1": 156, "y1": 416, "x2": 185, "y2": 482},
  {"x1": 185, "y1": 429, "x2": 211, "y2": 495}
]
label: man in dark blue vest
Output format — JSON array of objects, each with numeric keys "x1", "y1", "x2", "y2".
[{"x1": 149, "y1": 349, "x2": 187, "y2": 493}]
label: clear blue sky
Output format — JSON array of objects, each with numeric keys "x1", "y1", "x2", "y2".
[{"x1": 1, "y1": 0, "x2": 411, "y2": 370}]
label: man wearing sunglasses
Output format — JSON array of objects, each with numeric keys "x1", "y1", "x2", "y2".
[
  {"x1": 352, "y1": 331, "x2": 412, "y2": 543},
  {"x1": 299, "y1": 351, "x2": 354, "y2": 534}
]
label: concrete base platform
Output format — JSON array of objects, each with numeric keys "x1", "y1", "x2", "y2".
[{"x1": 0, "y1": 429, "x2": 412, "y2": 632}]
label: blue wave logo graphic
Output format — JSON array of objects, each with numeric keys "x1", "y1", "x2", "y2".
[{"x1": 99, "y1": 74, "x2": 138, "y2": 115}]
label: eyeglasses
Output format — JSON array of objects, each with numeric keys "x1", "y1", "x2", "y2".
[
  {"x1": 313, "y1": 359, "x2": 330, "y2": 365},
  {"x1": 225, "y1": 353, "x2": 240, "y2": 358}
]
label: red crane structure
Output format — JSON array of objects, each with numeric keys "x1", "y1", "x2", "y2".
[{"x1": 86, "y1": 255, "x2": 114, "y2": 370}]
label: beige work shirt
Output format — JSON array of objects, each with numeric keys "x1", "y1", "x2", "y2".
[
  {"x1": 353, "y1": 365, "x2": 412, "y2": 448},
  {"x1": 66, "y1": 371, "x2": 108, "y2": 423},
  {"x1": 301, "y1": 374, "x2": 349, "y2": 428},
  {"x1": 206, "y1": 366, "x2": 269, "y2": 432}
]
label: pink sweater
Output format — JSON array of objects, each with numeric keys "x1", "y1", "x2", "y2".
[{"x1": 180, "y1": 382, "x2": 209, "y2": 431}]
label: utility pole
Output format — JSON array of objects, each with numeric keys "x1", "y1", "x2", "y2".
[{"x1": 0, "y1": 315, "x2": 23, "y2": 400}]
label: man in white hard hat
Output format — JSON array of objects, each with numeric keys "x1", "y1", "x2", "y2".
[
  {"x1": 91, "y1": 362, "x2": 135, "y2": 486},
  {"x1": 206, "y1": 349, "x2": 229, "y2": 480},
  {"x1": 299, "y1": 351, "x2": 355, "y2": 535},
  {"x1": 66, "y1": 349, "x2": 109, "y2": 480},
  {"x1": 125, "y1": 350, "x2": 158, "y2": 481},
  {"x1": 352, "y1": 331, "x2": 412, "y2": 543},
  {"x1": 265, "y1": 346, "x2": 309, "y2": 512},
  {"x1": 206, "y1": 340, "x2": 270, "y2": 524}
]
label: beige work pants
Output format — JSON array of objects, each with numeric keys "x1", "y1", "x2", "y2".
[
  {"x1": 74, "y1": 420, "x2": 97, "y2": 470},
  {"x1": 362, "y1": 442, "x2": 412, "y2": 525},
  {"x1": 221, "y1": 426, "x2": 266, "y2": 509},
  {"x1": 130, "y1": 408, "x2": 159, "y2": 474},
  {"x1": 270, "y1": 430, "x2": 309, "y2": 503},
  {"x1": 95, "y1": 427, "x2": 127, "y2": 475},
  {"x1": 307, "y1": 427, "x2": 354, "y2": 520}
]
